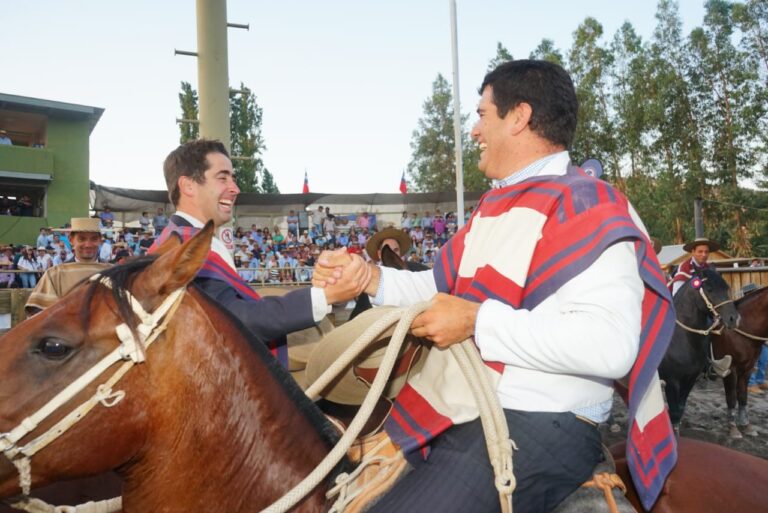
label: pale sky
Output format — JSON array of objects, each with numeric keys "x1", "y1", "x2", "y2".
[{"x1": 2, "y1": 1, "x2": 706, "y2": 194}]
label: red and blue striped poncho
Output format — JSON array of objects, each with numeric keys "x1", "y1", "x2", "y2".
[
  {"x1": 384, "y1": 168, "x2": 677, "y2": 510},
  {"x1": 149, "y1": 217, "x2": 288, "y2": 366}
]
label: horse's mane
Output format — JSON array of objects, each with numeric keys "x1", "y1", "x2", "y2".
[
  {"x1": 81, "y1": 255, "x2": 342, "y2": 453},
  {"x1": 735, "y1": 285, "x2": 768, "y2": 308}
]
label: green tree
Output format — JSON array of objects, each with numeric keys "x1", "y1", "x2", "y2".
[
  {"x1": 487, "y1": 42, "x2": 513, "y2": 71},
  {"x1": 567, "y1": 18, "x2": 620, "y2": 184},
  {"x1": 176, "y1": 82, "x2": 279, "y2": 193},
  {"x1": 178, "y1": 81, "x2": 199, "y2": 143},
  {"x1": 529, "y1": 39, "x2": 564, "y2": 66},
  {"x1": 407, "y1": 74, "x2": 488, "y2": 192}
]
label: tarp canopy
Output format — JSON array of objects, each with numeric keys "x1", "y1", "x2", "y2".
[{"x1": 90, "y1": 182, "x2": 484, "y2": 227}]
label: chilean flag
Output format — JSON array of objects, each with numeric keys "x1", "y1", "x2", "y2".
[
  {"x1": 399, "y1": 171, "x2": 407, "y2": 194},
  {"x1": 302, "y1": 171, "x2": 309, "y2": 194}
]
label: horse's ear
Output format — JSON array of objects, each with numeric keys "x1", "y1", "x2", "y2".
[
  {"x1": 152, "y1": 232, "x2": 183, "y2": 256},
  {"x1": 380, "y1": 244, "x2": 406, "y2": 270},
  {"x1": 143, "y1": 222, "x2": 214, "y2": 297}
]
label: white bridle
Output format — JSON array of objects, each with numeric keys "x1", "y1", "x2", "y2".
[{"x1": 0, "y1": 275, "x2": 185, "y2": 500}]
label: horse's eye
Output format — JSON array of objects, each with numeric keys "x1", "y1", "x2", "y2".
[{"x1": 34, "y1": 338, "x2": 72, "y2": 360}]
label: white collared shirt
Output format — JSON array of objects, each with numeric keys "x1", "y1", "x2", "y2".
[{"x1": 373, "y1": 152, "x2": 645, "y2": 422}]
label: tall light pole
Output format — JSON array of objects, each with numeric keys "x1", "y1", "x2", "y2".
[
  {"x1": 449, "y1": 0, "x2": 465, "y2": 227},
  {"x1": 196, "y1": 0, "x2": 231, "y2": 151}
]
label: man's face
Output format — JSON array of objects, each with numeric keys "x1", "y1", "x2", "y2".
[
  {"x1": 692, "y1": 244, "x2": 710, "y2": 266},
  {"x1": 72, "y1": 232, "x2": 101, "y2": 262},
  {"x1": 180, "y1": 152, "x2": 240, "y2": 227},
  {"x1": 471, "y1": 86, "x2": 518, "y2": 180}
]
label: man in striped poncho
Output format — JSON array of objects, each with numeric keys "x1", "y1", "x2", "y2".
[{"x1": 315, "y1": 60, "x2": 676, "y2": 513}]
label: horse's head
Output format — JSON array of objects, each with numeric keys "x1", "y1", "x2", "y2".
[
  {"x1": 0, "y1": 223, "x2": 213, "y2": 501},
  {"x1": 686, "y1": 268, "x2": 739, "y2": 329}
]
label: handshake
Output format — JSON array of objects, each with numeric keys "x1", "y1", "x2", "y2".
[{"x1": 313, "y1": 248, "x2": 379, "y2": 305}]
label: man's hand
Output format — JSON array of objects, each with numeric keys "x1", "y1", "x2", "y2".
[
  {"x1": 411, "y1": 293, "x2": 481, "y2": 348},
  {"x1": 312, "y1": 248, "x2": 349, "y2": 288},
  {"x1": 316, "y1": 251, "x2": 373, "y2": 304}
]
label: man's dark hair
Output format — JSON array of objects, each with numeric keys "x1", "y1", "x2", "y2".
[
  {"x1": 479, "y1": 60, "x2": 578, "y2": 149},
  {"x1": 163, "y1": 139, "x2": 230, "y2": 206}
]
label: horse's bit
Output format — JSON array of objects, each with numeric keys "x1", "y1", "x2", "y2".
[
  {"x1": 0, "y1": 275, "x2": 185, "y2": 502},
  {"x1": 675, "y1": 278, "x2": 733, "y2": 336}
]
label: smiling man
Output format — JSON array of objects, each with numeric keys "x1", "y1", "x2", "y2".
[
  {"x1": 154, "y1": 139, "x2": 367, "y2": 365},
  {"x1": 314, "y1": 60, "x2": 676, "y2": 513},
  {"x1": 25, "y1": 217, "x2": 110, "y2": 316}
]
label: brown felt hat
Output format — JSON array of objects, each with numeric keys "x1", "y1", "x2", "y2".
[
  {"x1": 365, "y1": 227, "x2": 411, "y2": 261},
  {"x1": 304, "y1": 306, "x2": 428, "y2": 405},
  {"x1": 683, "y1": 237, "x2": 720, "y2": 253}
]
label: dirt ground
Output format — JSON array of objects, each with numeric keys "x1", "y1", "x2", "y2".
[{"x1": 601, "y1": 375, "x2": 768, "y2": 460}]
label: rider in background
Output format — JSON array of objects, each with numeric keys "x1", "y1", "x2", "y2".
[{"x1": 669, "y1": 237, "x2": 732, "y2": 377}]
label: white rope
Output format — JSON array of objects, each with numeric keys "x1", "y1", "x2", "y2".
[
  {"x1": 261, "y1": 304, "x2": 426, "y2": 513},
  {"x1": 263, "y1": 302, "x2": 516, "y2": 513},
  {"x1": 2, "y1": 276, "x2": 185, "y2": 513}
]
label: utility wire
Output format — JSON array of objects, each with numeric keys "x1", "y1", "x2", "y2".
[{"x1": 700, "y1": 198, "x2": 768, "y2": 213}]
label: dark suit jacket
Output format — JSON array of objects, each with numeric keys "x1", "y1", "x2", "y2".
[{"x1": 171, "y1": 215, "x2": 316, "y2": 344}]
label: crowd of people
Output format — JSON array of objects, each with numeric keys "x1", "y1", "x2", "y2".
[
  {"x1": 0, "y1": 204, "x2": 471, "y2": 288},
  {"x1": 226, "y1": 205, "x2": 472, "y2": 284}
]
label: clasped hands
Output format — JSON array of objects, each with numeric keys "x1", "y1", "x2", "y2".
[{"x1": 313, "y1": 249, "x2": 480, "y2": 349}]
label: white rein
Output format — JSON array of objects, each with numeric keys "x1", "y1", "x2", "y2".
[{"x1": 0, "y1": 275, "x2": 185, "y2": 512}]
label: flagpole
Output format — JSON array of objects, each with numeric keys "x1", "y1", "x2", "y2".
[{"x1": 449, "y1": 0, "x2": 465, "y2": 228}]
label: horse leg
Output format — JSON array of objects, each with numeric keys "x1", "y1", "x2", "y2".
[
  {"x1": 663, "y1": 379, "x2": 684, "y2": 429},
  {"x1": 722, "y1": 372, "x2": 743, "y2": 438},
  {"x1": 737, "y1": 372, "x2": 758, "y2": 437}
]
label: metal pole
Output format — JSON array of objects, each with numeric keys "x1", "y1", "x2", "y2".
[
  {"x1": 196, "y1": 0, "x2": 231, "y2": 151},
  {"x1": 449, "y1": 0, "x2": 465, "y2": 228},
  {"x1": 694, "y1": 197, "x2": 704, "y2": 238}
]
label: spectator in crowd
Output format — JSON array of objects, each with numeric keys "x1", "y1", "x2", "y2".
[
  {"x1": 17, "y1": 246, "x2": 39, "y2": 289},
  {"x1": 99, "y1": 207, "x2": 115, "y2": 226},
  {"x1": 99, "y1": 234, "x2": 113, "y2": 263},
  {"x1": 337, "y1": 230, "x2": 349, "y2": 247},
  {"x1": 36, "y1": 227, "x2": 50, "y2": 250},
  {"x1": 272, "y1": 227, "x2": 285, "y2": 249},
  {"x1": 139, "y1": 211, "x2": 151, "y2": 232},
  {"x1": 137, "y1": 231, "x2": 152, "y2": 255},
  {"x1": 286, "y1": 209, "x2": 299, "y2": 237},
  {"x1": 52, "y1": 248, "x2": 68, "y2": 267},
  {"x1": 16, "y1": 195, "x2": 33, "y2": 216},
  {"x1": 465, "y1": 206, "x2": 475, "y2": 222},
  {"x1": 323, "y1": 214, "x2": 336, "y2": 236},
  {"x1": 420, "y1": 211, "x2": 433, "y2": 231},
  {"x1": 36, "y1": 246, "x2": 53, "y2": 272},
  {"x1": 410, "y1": 225, "x2": 425, "y2": 244},
  {"x1": 0, "y1": 252, "x2": 14, "y2": 288},
  {"x1": 433, "y1": 213, "x2": 446, "y2": 240},
  {"x1": 423, "y1": 249, "x2": 436, "y2": 266},
  {"x1": 152, "y1": 207, "x2": 169, "y2": 233},
  {"x1": 357, "y1": 211, "x2": 370, "y2": 230},
  {"x1": 400, "y1": 211, "x2": 411, "y2": 229},
  {"x1": 0, "y1": 130, "x2": 12, "y2": 145},
  {"x1": 315, "y1": 205, "x2": 326, "y2": 234},
  {"x1": 25, "y1": 217, "x2": 109, "y2": 315}
]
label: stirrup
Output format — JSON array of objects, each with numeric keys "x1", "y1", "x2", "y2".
[{"x1": 711, "y1": 355, "x2": 732, "y2": 378}]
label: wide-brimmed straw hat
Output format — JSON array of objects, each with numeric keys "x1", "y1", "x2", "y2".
[
  {"x1": 304, "y1": 306, "x2": 428, "y2": 405},
  {"x1": 365, "y1": 227, "x2": 411, "y2": 261},
  {"x1": 683, "y1": 237, "x2": 720, "y2": 253},
  {"x1": 66, "y1": 218, "x2": 101, "y2": 233}
]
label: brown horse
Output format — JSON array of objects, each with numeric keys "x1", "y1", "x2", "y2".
[
  {"x1": 611, "y1": 437, "x2": 768, "y2": 513},
  {"x1": 3, "y1": 226, "x2": 768, "y2": 513},
  {"x1": 0, "y1": 224, "x2": 340, "y2": 512},
  {"x1": 712, "y1": 285, "x2": 768, "y2": 438}
]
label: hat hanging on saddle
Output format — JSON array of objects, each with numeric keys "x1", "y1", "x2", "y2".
[
  {"x1": 683, "y1": 237, "x2": 720, "y2": 253},
  {"x1": 254, "y1": 286, "x2": 337, "y2": 372},
  {"x1": 304, "y1": 306, "x2": 428, "y2": 405},
  {"x1": 365, "y1": 227, "x2": 411, "y2": 261}
]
